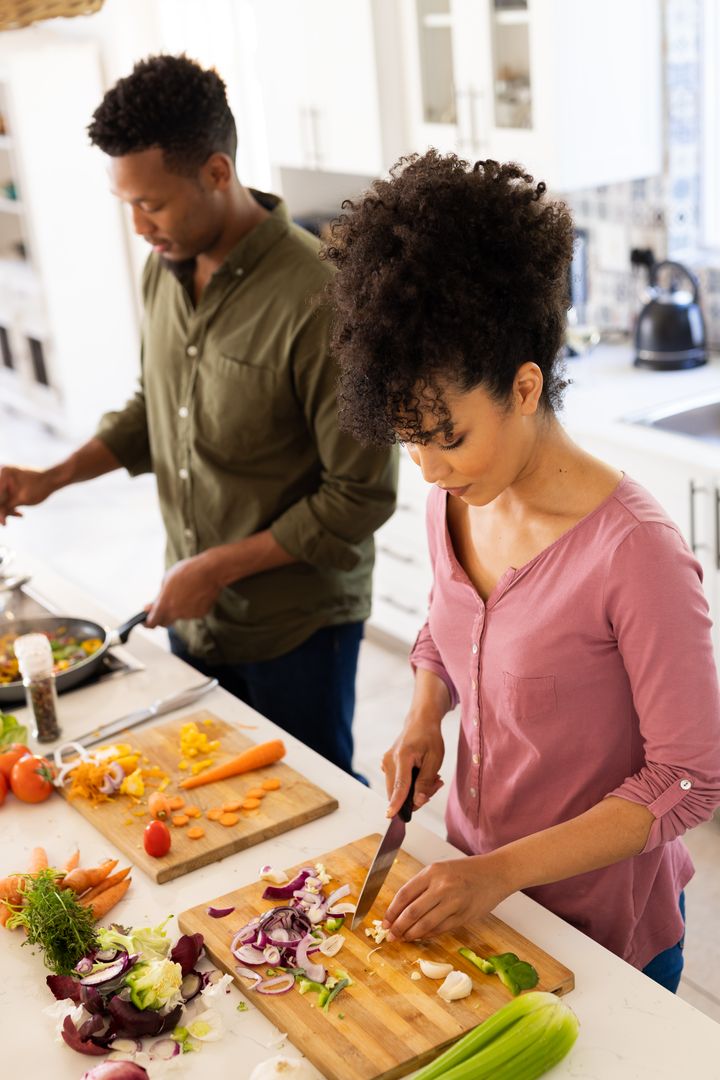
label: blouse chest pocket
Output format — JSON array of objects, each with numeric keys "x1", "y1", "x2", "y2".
[{"x1": 502, "y1": 671, "x2": 557, "y2": 722}]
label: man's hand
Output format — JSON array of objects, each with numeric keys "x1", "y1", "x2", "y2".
[
  {"x1": 0, "y1": 466, "x2": 55, "y2": 525},
  {"x1": 382, "y1": 854, "x2": 511, "y2": 942},
  {"x1": 145, "y1": 554, "x2": 224, "y2": 627}
]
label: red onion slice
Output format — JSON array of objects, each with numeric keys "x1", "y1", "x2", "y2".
[
  {"x1": 232, "y1": 943, "x2": 267, "y2": 965},
  {"x1": 207, "y1": 905, "x2": 235, "y2": 918},
  {"x1": 253, "y1": 973, "x2": 296, "y2": 995},
  {"x1": 235, "y1": 965, "x2": 262, "y2": 986},
  {"x1": 296, "y1": 933, "x2": 326, "y2": 984},
  {"x1": 149, "y1": 1038, "x2": 181, "y2": 1060},
  {"x1": 326, "y1": 884, "x2": 351, "y2": 909}
]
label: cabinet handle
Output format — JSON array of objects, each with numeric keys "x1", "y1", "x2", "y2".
[
  {"x1": 689, "y1": 480, "x2": 708, "y2": 554},
  {"x1": 308, "y1": 106, "x2": 322, "y2": 168}
]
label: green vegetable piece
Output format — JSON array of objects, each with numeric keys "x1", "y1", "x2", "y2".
[
  {"x1": 6, "y1": 869, "x2": 98, "y2": 975},
  {"x1": 410, "y1": 991, "x2": 578, "y2": 1080},
  {"x1": 324, "y1": 917, "x2": 344, "y2": 933},
  {"x1": 458, "y1": 947, "x2": 538, "y2": 996},
  {"x1": 297, "y1": 977, "x2": 326, "y2": 996},
  {"x1": 125, "y1": 956, "x2": 183, "y2": 1010},
  {"x1": 0, "y1": 711, "x2": 28, "y2": 748},
  {"x1": 96, "y1": 918, "x2": 172, "y2": 961},
  {"x1": 322, "y1": 976, "x2": 350, "y2": 1013},
  {"x1": 172, "y1": 1027, "x2": 189, "y2": 1041},
  {"x1": 236, "y1": 1002, "x2": 249, "y2": 1012}
]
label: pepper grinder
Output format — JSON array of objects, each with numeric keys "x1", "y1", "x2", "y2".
[{"x1": 14, "y1": 633, "x2": 62, "y2": 743}]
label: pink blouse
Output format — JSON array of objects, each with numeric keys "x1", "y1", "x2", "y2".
[{"x1": 410, "y1": 475, "x2": 720, "y2": 969}]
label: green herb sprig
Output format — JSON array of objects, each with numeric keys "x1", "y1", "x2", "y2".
[{"x1": 7, "y1": 868, "x2": 98, "y2": 974}]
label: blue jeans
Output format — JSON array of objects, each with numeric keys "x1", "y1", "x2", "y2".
[
  {"x1": 169, "y1": 622, "x2": 366, "y2": 781},
  {"x1": 642, "y1": 891, "x2": 685, "y2": 993}
]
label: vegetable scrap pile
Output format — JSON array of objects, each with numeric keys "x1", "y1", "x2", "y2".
[
  {"x1": 219, "y1": 862, "x2": 356, "y2": 1012},
  {"x1": 55, "y1": 742, "x2": 170, "y2": 807},
  {"x1": 0, "y1": 628, "x2": 102, "y2": 684},
  {"x1": 44, "y1": 918, "x2": 236, "y2": 1065},
  {"x1": 0, "y1": 846, "x2": 133, "y2": 973}
]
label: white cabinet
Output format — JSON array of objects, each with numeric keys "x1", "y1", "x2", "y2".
[
  {"x1": 0, "y1": 32, "x2": 139, "y2": 438},
  {"x1": 371, "y1": 449, "x2": 433, "y2": 645},
  {"x1": 400, "y1": 0, "x2": 662, "y2": 191},
  {"x1": 252, "y1": 0, "x2": 384, "y2": 176}
]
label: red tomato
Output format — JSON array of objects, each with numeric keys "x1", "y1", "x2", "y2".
[
  {"x1": 144, "y1": 819, "x2": 171, "y2": 858},
  {"x1": 10, "y1": 753, "x2": 55, "y2": 803},
  {"x1": 0, "y1": 771, "x2": 7, "y2": 806},
  {"x1": 0, "y1": 743, "x2": 30, "y2": 781}
]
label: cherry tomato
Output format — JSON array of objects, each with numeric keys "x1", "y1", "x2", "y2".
[
  {"x1": 10, "y1": 753, "x2": 55, "y2": 803},
  {"x1": 144, "y1": 819, "x2": 171, "y2": 858},
  {"x1": 0, "y1": 743, "x2": 30, "y2": 781},
  {"x1": 0, "y1": 771, "x2": 7, "y2": 806}
]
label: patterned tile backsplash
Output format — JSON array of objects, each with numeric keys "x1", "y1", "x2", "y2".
[{"x1": 566, "y1": 0, "x2": 720, "y2": 345}]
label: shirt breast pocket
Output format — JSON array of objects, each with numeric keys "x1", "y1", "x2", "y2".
[
  {"x1": 502, "y1": 671, "x2": 557, "y2": 722},
  {"x1": 196, "y1": 352, "x2": 276, "y2": 455}
]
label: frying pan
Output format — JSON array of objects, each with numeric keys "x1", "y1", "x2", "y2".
[{"x1": 0, "y1": 610, "x2": 147, "y2": 704}]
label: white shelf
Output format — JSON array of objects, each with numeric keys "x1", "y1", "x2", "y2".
[{"x1": 0, "y1": 195, "x2": 22, "y2": 215}]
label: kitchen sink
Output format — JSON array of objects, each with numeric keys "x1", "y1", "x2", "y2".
[{"x1": 626, "y1": 393, "x2": 720, "y2": 444}]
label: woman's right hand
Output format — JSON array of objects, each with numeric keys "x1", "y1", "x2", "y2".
[{"x1": 383, "y1": 716, "x2": 445, "y2": 818}]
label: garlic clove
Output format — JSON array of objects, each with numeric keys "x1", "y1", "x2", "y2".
[{"x1": 437, "y1": 970, "x2": 473, "y2": 1002}]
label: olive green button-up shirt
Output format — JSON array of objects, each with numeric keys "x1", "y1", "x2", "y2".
[{"x1": 97, "y1": 192, "x2": 397, "y2": 663}]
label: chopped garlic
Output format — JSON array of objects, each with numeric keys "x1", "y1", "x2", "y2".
[
  {"x1": 437, "y1": 970, "x2": 473, "y2": 1002},
  {"x1": 258, "y1": 866, "x2": 290, "y2": 885},
  {"x1": 418, "y1": 959, "x2": 454, "y2": 980},
  {"x1": 314, "y1": 863, "x2": 332, "y2": 885},
  {"x1": 410, "y1": 972, "x2": 422, "y2": 981},
  {"x1": 364, "y1": 920, "x2": 389, "y2": 945}
]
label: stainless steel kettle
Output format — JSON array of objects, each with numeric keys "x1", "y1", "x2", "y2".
[{"x1": 634, "y1": 260, "x2": 707, "y2": 370}]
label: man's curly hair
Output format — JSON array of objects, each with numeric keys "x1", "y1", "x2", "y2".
[
  {"x1": 322, "y1": 152, "x2": 575, "y2": 445},
  {"x1": 88, "y1": 54, "x2": 237, "y2": 176}
]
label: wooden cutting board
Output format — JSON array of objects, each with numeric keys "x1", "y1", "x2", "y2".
[
  {"x1": 61, "y1": 710, "x2": 338, "y2": 884},
  {"x1": 179, "y1": 834, "x2": 575, "y2": 1080}
]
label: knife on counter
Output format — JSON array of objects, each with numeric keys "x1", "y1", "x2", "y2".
[
  {"x1": 351, "y1": 765, "x2": 420, "y2": 930},
  {"x1": 66, "y1": 676, "x2": 219, "y2": 753}
]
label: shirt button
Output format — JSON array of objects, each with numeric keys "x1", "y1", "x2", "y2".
[
  {"x1": 472, "y1": 717, "x2": 478, "y2": 726},
  {"x1": 184, "y1": 527, "x2": 193, "y2": 540},
  {"x1": 186, "y1": 344, "x2": 198, "y2": 358},
  {"x1": 470, "y1": 787, "x2": 477, "y2": 798},
  {"x1": 178, "y1": 406, "x2": 189, "y2": 419},
  {"x1": 471, "y1": 643, "x2": 478, "y2": 654},
  {"x1": 178, "y1": 468, "x2": 189, "y2": 480},
  {"x1": 680, "y1": 779, "x2": 692, "y2": 790},
  {"x1": 472, "y1": 754, "x2": 479, "y2": 765},
  {"x1": 471, "y1": 679, "x2": 477, "y2": 690},
  {"x1": 234, "y1": 268, "x2": 244, "y2": 277}
]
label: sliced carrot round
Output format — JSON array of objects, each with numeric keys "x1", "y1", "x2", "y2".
[
  {"x1": 219, "y1": 812, "x2": 239, "y2": 826},
  {"x1": 172, "y1": 814, "x2": 189, "y2": 827},
  {"x1": 187, "y1": 826, "x2": 205, "y2": 839},
  {"x1": 241, "y1": 798, "x2": 261, "y2": 811},
  {"x1": 168, "y1": 796, "x2": 186, "y2": 811},
  {"x1": 245, "y1": 788, "x2": 266, "y2": 799},
  {"x1": 185, "y1": 805, "x2": 202, "y2": 818},
  {"x1": 221, "y1": 799, "x2": 244, "y2": 813},
  {"x1": 261, "y1": 778, "x2": 281, "y2": 791},
  {"x1": 206, "y1": 807, "x2": 224, "y2": 821}
]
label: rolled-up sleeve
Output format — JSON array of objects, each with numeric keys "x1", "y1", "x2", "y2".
[
  {"x1": 270, "y1": 304, "x2": 398, "y2": 570},
  {"x1": 96, "y1": 381, "x2": 151, "y2": 477},
  {"x1": 410, "y1": 618, "x2": 460, "y2": 709},
  {"x1": 603, "y1": 520, "x2": 720, "y2": 852}
]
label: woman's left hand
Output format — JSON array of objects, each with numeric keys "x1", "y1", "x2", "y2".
[{"x1": 382, "y1": 854, "x2": 512, "y2": 941}]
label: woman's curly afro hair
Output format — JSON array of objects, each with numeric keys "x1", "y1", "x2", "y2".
[
  {"x1": 322, "y1": 152, "x2": 575, "y2": 445},
  {"x1": 88, "y1": 54, "x2": 237, "y2": 176}
]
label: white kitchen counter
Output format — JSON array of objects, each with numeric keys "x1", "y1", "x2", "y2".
[{"x1": 2, "y1": 556, "x2": 720, "y2": 1079}]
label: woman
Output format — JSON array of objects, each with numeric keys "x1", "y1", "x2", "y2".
[{"x1": 323, "y1": 152, "x2": 720, "y2": 993}]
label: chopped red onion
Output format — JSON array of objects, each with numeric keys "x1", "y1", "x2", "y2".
[
  {"x1": 296, "y1": 933, "x2": 326, "y2": 984},
  {"x1": 149, "y1": 1038, "x2": 181, "y2": 1060},
  {"x1": 253, "y1": 973, "x2": 296, "y2": 995},
  {"x1": 235, "y1": 965, "x2": 262, "y2": 986},
  {"x1": 207, "y1": 905, "x2": 235, "y2": 918}
]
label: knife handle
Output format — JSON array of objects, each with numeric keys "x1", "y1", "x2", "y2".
[{"x1": 399, "y1": 766, "x2": 421, "y2": 823}]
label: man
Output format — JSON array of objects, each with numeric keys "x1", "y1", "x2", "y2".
[{"x1": 0, "y1": 55, "x2": 397, "y2": 778}]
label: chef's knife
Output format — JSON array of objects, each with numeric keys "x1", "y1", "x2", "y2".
[
  {"x1": 66, "y1": 677, "x2": 219, "y2": 753},
  {"x1": 351, "y1": 766, "x2": 420, "y2": 930}
]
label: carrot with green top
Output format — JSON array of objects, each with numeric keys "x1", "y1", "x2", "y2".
[
  {"x1": 62, "y1": 859, "x2": 117, "y2": 895},
  {"x1": 79, "y1": 866, "x2": 131, "y2": 904},
  {"x1": 80, "y1": 877, "x2": 131, "y2": 920},
  {"x1": 179, "y1": 739, "x2": 286, "y2": 790},
  {"x1": 28, "y1": 847, "x2": 48, "y2": 874}
]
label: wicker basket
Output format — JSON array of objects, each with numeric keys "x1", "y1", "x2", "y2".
[{"x1": 0, "y1": 0, "x2": 105, "y2": 31}]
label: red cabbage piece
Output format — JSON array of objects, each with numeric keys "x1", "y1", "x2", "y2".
[
  {"x1": 46, "y1": 975, "x2": 105, "y2": 1015},
  {"x1": 81, "y1": 1064, "x2": 150, "y2": 1080},
  {"x1": 170, "y1": 932, "x2": 204, "y2": 975},
  {"x1": 61, "y1": 1016, "x2": 108, "y2": 1057},
  {"x1": 107, "y1": 997, "x2": 183, "y2": 1039}
]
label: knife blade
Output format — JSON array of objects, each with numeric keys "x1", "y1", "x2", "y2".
[
  {"x1": 67, "y1": 676, "x2": 219, "y2": 753},
  {"x1": 351, "y1": 766, "x2": 420, "y2": 931}
]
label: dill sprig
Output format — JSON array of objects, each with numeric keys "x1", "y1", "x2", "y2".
[{"x1": 7, "y1": 868, "x2": 98, "y2": 975}]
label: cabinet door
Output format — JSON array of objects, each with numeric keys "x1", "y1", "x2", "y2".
[{"x1": 252, "y1": 0, "x2": 311, "y2": 170}]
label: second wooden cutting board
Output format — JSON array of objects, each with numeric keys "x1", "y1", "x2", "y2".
[
  {"x1": 61, "y1": 710, "x2": 338, "y2": 883},
  {"x1": 179, "y1": 834, "x2": 575, "y2": 1080}
]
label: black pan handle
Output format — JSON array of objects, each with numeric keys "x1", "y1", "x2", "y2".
[
  {"x1": 114, "y1": 610, "x2": 148, "y2": 644},
  {"x1": 399, "y1": 766, "x2": 421, "y2": 824}
]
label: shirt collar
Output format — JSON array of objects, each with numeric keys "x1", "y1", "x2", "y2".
[{"x1": 222, "y1": 189, "x2": 290, "y2": 278}]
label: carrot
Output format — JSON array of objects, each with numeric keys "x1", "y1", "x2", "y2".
[
  {"x1": 64, "y1": 849, "x2": 80, "y2": 872},
  {"x1": 79, "y1": 866, "x2": 131, "y2": 904},
  {"x1": 219, "y1": 812, "x2": 239, "y2": 826},
  {"x1": 245, "y1": 788, "x2": 266, "y2": 799},
  {"x1": 0, "y1": 903, "x2": 11, "y2": 928},
  {"x1": 168, "y1": 795, "x2": 185, "y2": 811},
  {"x1": 28, "y1": 847, "x2": 48, "y2": 875},
  {"x1": 148, "y1": 792, "x2": 171, "y2": 820},
  {"x1": 221, "y1": 799, "x2": 244, "y2": 813},
  {"x1": 179, "y1": 740, "x2": 286, "y2": 790},
  {"x1": 81, "y1": 878, "x2": 131, "y2": 921},
  {"x1": 187, "y1": 826, "x2": 205, "y2": 840},
  {"x1": 0, "y1": 875, "x2": 22, "y2": 903},
  {"x1": 62, "y1": 860, "x2": 117, "y2": 895},
  {"x1": 172, "y1": 814, "x2": 189, "y2": 827},
  {"x1": 185, "y1": 805, "x2": 202, "y2": 818},
  {"x1": 261, "y1": 778, "x2": 282, "y2": 791},
  {"x1": 241, "y1": 798, "x2": 261, "y2": 811},
  {"x1": 206, "y1": 807, "x2": 223, "y2": 821}
]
